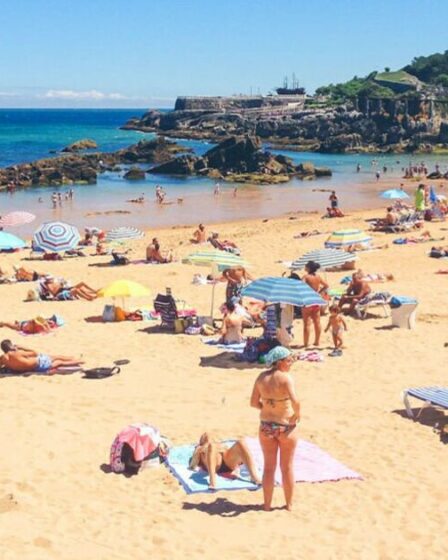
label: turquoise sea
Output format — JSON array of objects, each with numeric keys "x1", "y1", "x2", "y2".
[{"x1": 1, "y1": 109, "x2": 448, "y2": 235}]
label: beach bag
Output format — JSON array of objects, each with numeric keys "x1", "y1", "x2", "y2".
[
  {"x1": 109, "y1": 423, "x2": 161, "y2": 474},
  {"x1": 114, "y1": 307, "x2": 127, "y2": 322},
  {"x1": 102, "y1": 305, "x2": 115, "y2": 322},
  {"x1": 174, "y1": 318, "x2": 186, "y2": 333}
]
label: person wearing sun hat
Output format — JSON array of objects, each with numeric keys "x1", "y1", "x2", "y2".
[{"x1": 250, "y1": 345, "x2": 301, "y2": 512}]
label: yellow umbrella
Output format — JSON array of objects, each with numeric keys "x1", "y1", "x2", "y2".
[{"x1": 97, "y1": 280, "x2": 150, "y2": 299}]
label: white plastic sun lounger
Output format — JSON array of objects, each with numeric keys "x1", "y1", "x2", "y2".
[{"x1": 402, "y1": 387, "x2": 448, "y2": 419}]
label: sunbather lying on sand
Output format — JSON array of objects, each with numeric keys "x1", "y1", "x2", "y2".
[
  {"x1": 0, "y1": 317, "x2": 57, "y2": 334},
  {"x1": 189, "y1": 432, "x2": 261, "y2": 489},
  {"x1": 400, "y1": 231, "x2": 445, "y2": 244},
  {"x1": 346, "y1": 242, "x2": 389, "y2": 252},
  {"x1": 0, "y1": 339, "x2": 84, "y2": 374},
  {"x1": 293, "y1": 230, "x2": 323, "y2": 239},
  {"x1": 0, "y1": 266, "x2": 44, "y2": 283},
  {"x1": 38, "y1": 277, "x2": 98, "y2": 301},
  {"x1": 356, "y1": 270, "x2": 394, "y2": 282}
]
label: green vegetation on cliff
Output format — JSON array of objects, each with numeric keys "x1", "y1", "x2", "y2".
[
  {"x1": 315, "y1": 50, "x2": 448, "y2": 103},
  {"x1": 404, "y1": 50, "x2": 448, "y2": 85}
]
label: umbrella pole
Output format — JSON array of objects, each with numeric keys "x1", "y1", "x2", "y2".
[{"x1": 210, "y1": 263, "x2": 219, "y2": 319}]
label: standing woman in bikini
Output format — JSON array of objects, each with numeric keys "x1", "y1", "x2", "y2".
[
  {"x1": 302, "y1": 260, "x2": 328, "y2": 347},
  {"x1": 250, "y1": 346, "x2": 300, "y2": 511}
]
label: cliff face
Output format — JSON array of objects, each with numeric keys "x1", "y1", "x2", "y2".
[{"x1": 123, "y1": 95, "x2": 448, "y2": 153}]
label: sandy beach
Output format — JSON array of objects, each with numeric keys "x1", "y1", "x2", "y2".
[{"x1": 0, "y1": 207, "x2": 447, "y2": 560}]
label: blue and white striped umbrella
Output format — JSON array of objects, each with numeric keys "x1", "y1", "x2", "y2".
[
  {"x1": 241, "y1": 277, "x2": 326, "y2": 307},
  {"x1": 290, "y1": 248, "x2": 357, "y2": 271},
  {"x1": 33, "y1": 221, "x2": 80, "y2": 253},
  {"x1": 106, "y1": 226, "x2": 144, "y2": 242}
]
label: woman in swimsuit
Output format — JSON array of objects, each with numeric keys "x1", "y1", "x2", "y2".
[
  {"x1": 302, "y1": 261, "x2": 328, "y2": 348},
  {"x1": 189, "y1": 432, "x2": 261, "y2": 489},
  {"x1": 250, "y1": 346, "x2": 300, "y2": 511}
]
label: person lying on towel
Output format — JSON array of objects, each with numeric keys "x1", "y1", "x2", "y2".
[
  {"x1": 0, "y1": 339, "x2": 84, "y2": 374},
  {"x1": 189, "y1": 432, "x2": 261, "y2": 489}
]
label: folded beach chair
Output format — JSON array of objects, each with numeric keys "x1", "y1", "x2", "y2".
[
  {"x1": 402, "y1": 387, "x2": 448, "y2": 419},
  {"x1": 153, "y1": 292, "x2": 178, "y2": 331},
  {"x1": 354, "y1": 292, "x2": 391, "y2": 319}
]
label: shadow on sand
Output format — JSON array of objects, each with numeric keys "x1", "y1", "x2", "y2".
[
  {"x1": 392, "y1": 407, "x2": 448, "y2": 444},
  {"x1": 199, "y1": 352, "x2": 263, "y2": 370},
  {"x1": 182, "y1": 497, "x2": 275, "y2": 517}
]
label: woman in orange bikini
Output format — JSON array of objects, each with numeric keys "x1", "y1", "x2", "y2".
[{"x1": 250, "y1": 346, "x2": 300, "y2": 511}]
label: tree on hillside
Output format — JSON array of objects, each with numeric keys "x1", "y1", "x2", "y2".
[{"x1": 404, "y1": 50, "x2": 448, "y2": 83}]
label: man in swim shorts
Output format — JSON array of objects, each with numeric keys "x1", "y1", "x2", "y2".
[{"x1": 0, "y1": 339, "x2": 84, "y2": 375}]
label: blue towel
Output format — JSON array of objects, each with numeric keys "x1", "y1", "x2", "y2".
[
  {"x1": 165, "y1": 442, "x2": 259, "y2": 494},
  {"x1": 390, "y1": 296, "x2": 418, "y2": 307}
]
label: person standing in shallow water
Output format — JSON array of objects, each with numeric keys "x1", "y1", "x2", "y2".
[{"x1": 250, "y1": 346, "x2": 300, "y2": 511}]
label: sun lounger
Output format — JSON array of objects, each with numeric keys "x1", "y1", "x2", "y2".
[
  {"x1": 354, "y1": 292, "x2": 391, "y2": 319},
  {"x1": 402, "y1": 387, "x2": 448, "y2": 419}
]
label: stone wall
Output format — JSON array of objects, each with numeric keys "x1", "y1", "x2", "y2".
[{"x1": 174, "y1": 95, "x2": 305, "y2": 112}]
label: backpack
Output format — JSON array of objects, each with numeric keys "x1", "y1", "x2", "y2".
[
  {"x1": 102, "y1": 305, "x2": 116, "y2": 322},
  {"x1": 109, "y1": 423, "x2": 162, "y2": 474}
]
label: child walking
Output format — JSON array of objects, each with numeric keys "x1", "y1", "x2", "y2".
[{"x1": 325, "y1": 304, "x2": 347, "y2": 356}]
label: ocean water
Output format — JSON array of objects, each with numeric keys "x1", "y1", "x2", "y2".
[{"x1": 1, "y1": 109, "x2": 448, "y2": 236}]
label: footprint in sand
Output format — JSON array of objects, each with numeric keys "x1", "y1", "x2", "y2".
[{"x1": 0, "y1": 493, "x2": 18, "y2": 513}]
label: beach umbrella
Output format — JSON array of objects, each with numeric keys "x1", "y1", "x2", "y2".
[
  {"x1": 290, "y1": 248, "x2": 357, "y2": 271},
  {"x1": 183, "y1": 249, "x2": 250, "y2": 316},
  {"x1": 0, "y1": 211, "x2": 36, "y2": 228},
  {"x1": 97, "y1": 279, "x2": 150, "y2": 310},
  {"x1": 241, "y1": 277, "x2": 326, "y2": 307},
  {"x1": 105, "y1": 226, "x2": 144, "y2": 242},
  {"x1": 0, "y1": 231, "x2": 26, "y2": 251},
  {"x1": 33, "y1": 221, "x2": 81, "y2": 253},
  {"x1": 98, "y1": 279, "x2": 150, "y2": 299},
  {"x1": 380, "y1": 189, "x2": 410, "y2": 200},
  {"x1": 325, "y1": 229, "x2": 372, "y2": 249}
]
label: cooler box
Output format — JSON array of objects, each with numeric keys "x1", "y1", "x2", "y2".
[{"x1": 389, "y1": 296, "x2": 418, "y2": 329}]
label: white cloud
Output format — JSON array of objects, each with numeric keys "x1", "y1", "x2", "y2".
[{"x1": 42, "y1": 89, "x2": 128, "y2": 100}]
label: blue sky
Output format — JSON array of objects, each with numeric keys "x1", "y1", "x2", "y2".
[{"x1": 1, "y1": 0, "x2": 447, "y2": 108}]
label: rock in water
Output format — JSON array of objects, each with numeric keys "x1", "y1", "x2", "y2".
[
  {"x1": 124, "y1": 167, "x2": 146, "y2": 180},
  {"x1": 62, "y1": 139, "x2": 98, "y2": 152}
]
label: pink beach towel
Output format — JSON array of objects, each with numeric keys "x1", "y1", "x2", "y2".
[
  {"x1": 110, "y1": 423, "x2": 160, "y2": 473},
  {"x1": 246, "y1": 437, "x2": 362, "y2": 484}
]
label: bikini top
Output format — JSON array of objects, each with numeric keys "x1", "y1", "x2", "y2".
[{"x1": 261, "y1": 396, "x2": 291, "y2": 408}]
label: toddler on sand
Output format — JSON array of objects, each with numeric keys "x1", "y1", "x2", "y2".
[{"x1": 325, "y1": 305, "x2": 347, "y2": 356}]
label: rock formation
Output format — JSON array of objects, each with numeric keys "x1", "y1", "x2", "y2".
[
  {"x1": 62, "y1": 139, "x2": 98, "y2": 152},
  {"x1": 148, "y1": 135, "x2": 331, "y2": 183},
  {"x1": 0, "y1": 137, "x2": 189, "y2": 189},
  {"x1": 123, "y1": 97, "x2": 448, "y2": 154}
]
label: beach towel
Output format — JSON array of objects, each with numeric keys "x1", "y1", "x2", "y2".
[
  {"x1": 298, "y1": 351, "x2": 324, "y2": 362},
  {"x1": 165, "y1": 438, "x2": 362, "y2": 494},
  {"x1": 165, "y1": 441, "x2": 259, "y2": 494},
  {"x1": 201, "y1": 337, "x2": 247, "y2": 353},
  {"x1": 246, "y1": 438, "x2": 363, "y2": 485}
]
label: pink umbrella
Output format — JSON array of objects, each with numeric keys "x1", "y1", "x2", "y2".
[{"x1": 0, "y1": 211, "x2": 36, "y2": 228}]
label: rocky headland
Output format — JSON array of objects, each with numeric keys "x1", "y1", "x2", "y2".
[
  {"x1": 0, "y1": 137, "x2": 190, "y2": 190},
  {"x1": 123, "y1": 51, "x2": 448, "y2": 154},
  {"x1": 123, "y1": 102, "x2": 448, "y2": 155}
]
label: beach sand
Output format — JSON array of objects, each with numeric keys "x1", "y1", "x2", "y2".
[{"x1": 0, "y1": 208, "x2": 447, "y2": 559}]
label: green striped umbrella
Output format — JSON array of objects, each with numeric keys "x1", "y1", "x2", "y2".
[{"x1": 182, "y1": 249, "x2": 250, "y2": 316}]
